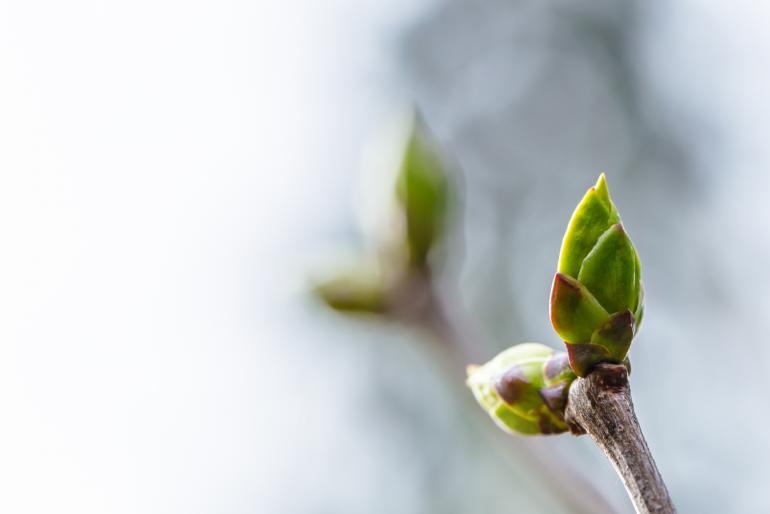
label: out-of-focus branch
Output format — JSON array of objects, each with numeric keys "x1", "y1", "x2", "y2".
[
  {"x1": 313, "y1": 115, "x2": 619, "y2": 514},
  {"x1": 388, "y1": 269, "x2": 617, "y2": 514}
]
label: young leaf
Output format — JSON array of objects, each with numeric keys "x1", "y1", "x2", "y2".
[
  {"x1": 577, "y1": 223, "x2": 637, "y2": 314},
  {"x1": 557, "y1": 174, "x2": 621, "y2": 278},
  {"x1": 395, "y1": 114, "x2": 449, "y2": 268},
  {"x1": 550, "y1": 273, "x2": 611, "y2": 344}
]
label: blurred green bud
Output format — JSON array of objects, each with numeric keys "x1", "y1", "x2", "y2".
[
  {"x1": 395, "y1": 113, "x2": 450, "y2": 269},
  {"x1": 550, "y1": 174, "x2": 644, "y2": 376},
  {"x1": 312, "y1": 263, "x2": 389, "y2": 314},
  {"x1": 466, "y1": 343, "x2": 576, "y2": 436},
  {"x1": 312, "y1": 110, "x2": 451, "y2": 320}
]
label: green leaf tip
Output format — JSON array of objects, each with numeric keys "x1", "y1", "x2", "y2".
[
  {"x1": 557, "y1": 174, "x2": 621, "y2": 278},
  {"x1": 551, "y1": 174, "x2": 644, "y2": 376},
  {"x1": 395, "y1": 112, "x2": 450, "y2": 269},
  {"x1": 594, "y1": 172, "x2": 612, "y2": 210},
  {"x1": 466, "y1": 343, "x2": 576, "y2": 436}
]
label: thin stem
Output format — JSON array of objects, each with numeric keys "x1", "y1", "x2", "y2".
[
  {"x1": 565, "y1": 363, "x2": 675, "y2": 514},
  {"x1": 393, "y1": 270, "x2": 617, "y2": 514}
]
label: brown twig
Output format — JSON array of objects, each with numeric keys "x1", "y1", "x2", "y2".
[{"x1": 565, "y1": 363, "x2": 675, "y2": 514}]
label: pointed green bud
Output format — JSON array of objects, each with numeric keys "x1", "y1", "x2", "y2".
[
  {"x1": 551, "y1": 174, "x2": 644, "y2": 376},
  {"x1": 557, "y1": 173, "x2": 621, "y2": 278},
  {"x1": 466, "y1": 343, "x2": 576, "y2": 436},
  {"x1": 395, "y1": 113, "x2": 450, "y2": 269}
]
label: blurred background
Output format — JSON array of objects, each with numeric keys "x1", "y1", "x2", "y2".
[{"x1": 1, "y1": 0, "x2": 769, "y2": 512}]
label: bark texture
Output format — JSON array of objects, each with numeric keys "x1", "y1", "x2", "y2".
[{"x1": 565, "y1": 363, "x2": 675, "y2": 514}]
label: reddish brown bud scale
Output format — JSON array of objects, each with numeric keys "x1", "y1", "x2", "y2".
[
  {"x1": 566, "y1": 342, "x2": 611, "y2": 377},
  {"x1": 538, "y1": 414, "x2": 565, "y2": 435},
  {"x1": 539, "y1": 382, "x2": 569, "y2": 418},
  {"x1": 467, "y1": 343, "x2": 576, "y2": 436},
  {"x1": 591, "y1": 310, "x2": 635, "y2": 358},
  {"x1": 543, "y1": 352, "x2": 571, "y2": 383},
  {"x1": 493, "y1": 365, "x2": 529, "y2": 405}
]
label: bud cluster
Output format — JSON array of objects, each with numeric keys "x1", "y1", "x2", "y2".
[
  {"x1": 550, "y1": 174, "x2": 644, "y2": 376},
  {"x1": 466, "y1": 343, "x2": 576, "y2": 435}
]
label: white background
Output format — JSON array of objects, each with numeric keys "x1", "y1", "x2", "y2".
[
  {"x1": 0, "y1": 1, "x2": 431, "y2": 512},
  {"x1": 3, "y1": 1, "x2": 770, "y2": 513}
]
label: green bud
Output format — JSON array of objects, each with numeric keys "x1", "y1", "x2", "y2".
[
  {"x1": 311, "y1": 112, "x2": 452, "y2": 320},
  {"x1": 466, "y1": 343, "x2": 576, "y2": 436},
  {"x1": 312, "y1": 264, "x2": 389, "y2": 314},
  {"x1": 395, "y1": 113, "x2": 449, "y2": 269},
  {"x1": 550, "y1": 174, "x2": 644, "y2": 376}
]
